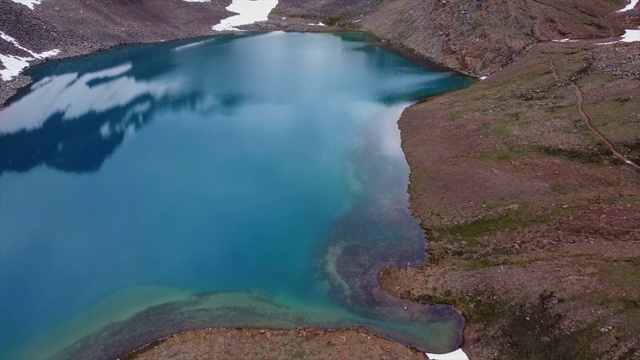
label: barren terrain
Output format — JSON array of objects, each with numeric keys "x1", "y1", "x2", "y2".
[
  {"x1": 381, "y1": 39, "x2": 640, "y2": 359},
  {"x1": 129, "y1": 328, "x2": 427, "y2": 360}
]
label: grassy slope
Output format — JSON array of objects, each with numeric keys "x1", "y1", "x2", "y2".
[{"x1": 380, "y1": 40, "x2": 640, "y2": 359}]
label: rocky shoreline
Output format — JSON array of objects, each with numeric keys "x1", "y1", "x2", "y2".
[{"x1": 1, "y1": 0, "x2": 639, "y2": 358}]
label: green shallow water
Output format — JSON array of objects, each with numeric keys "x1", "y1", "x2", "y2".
[{"x1": 0, "y1": 32, "x2": 472, "y2": 359}]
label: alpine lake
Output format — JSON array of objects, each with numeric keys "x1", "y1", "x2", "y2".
[{"x1": 0, "y1": 32, "x2": 473, "y2": 359}]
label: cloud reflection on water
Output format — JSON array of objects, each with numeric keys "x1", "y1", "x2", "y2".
[
  {"x1": 0, "y1": 33, "x2": 473, "y2": 359},
  {"x1": 0, "y1": 57, "x2": 254, "y2": 174}
]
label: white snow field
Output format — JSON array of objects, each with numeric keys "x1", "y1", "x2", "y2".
[
  {"x1": 0, "y1": 31, "x2": 60, "y2": 80},
  {"x1": 10, "y1": 0, "x2": 42, "y2": 10},
  {"x1": 426, "y1": 349, "x2": 470, "y2": 360},
  {"x1": 212, "y1": 0, "x2": 279, "y2": 31},
  {"x1": 616, "y1": 0, "x2": 638, "y2": 12}
]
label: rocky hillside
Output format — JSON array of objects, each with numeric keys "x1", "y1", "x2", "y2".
[
  {"x1": 0, "y1": 0, "x2": 231, "y2": 55},
  {"x1": 0, "y1": 0, "x2": 230, "y2": 103},
  {"x1": 381, "y1": 36, "x2": 640, "y2": 359},
  {"x1": 273, "y1": 0, "x2": 627, "y2": 75}
]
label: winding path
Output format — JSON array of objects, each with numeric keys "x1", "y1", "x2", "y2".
[{"x1": 549, "y1": 60, "x2": 640, "y2": 171}]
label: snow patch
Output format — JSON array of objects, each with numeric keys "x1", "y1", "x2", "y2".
[
  {"x1": 36, "y1": 49, "x2": 60, "y2": 58},
  {"x1": 597, "y1": 29, "x2": 640, "y2": 44},
  {"x1": 621, "y1": 29, "x2": 640, "y2": 42},
  {"x1": 10, "y1": 0, "x2": 42, "y2": 10},
  {"x1": 307, "y1": 22, "x2": 326, "y2": 26},
  {"x1": 480, "y1": 76, "x2": 487, "y2": 80},
  {"x1": 0, "y1": 55, "x2": 32, "y2": 80},
  {"x1": 552, "y1": 38, "x2": 578, "y2": 43},
  {"x1": 0, "y1": 31, "x2": 60, "y2": 80},
  {"x1": 616, "y1": 0, "x2": 638, "y2": 12},
  {"x1": 1, "y1": 31, "x2": 42, "y2": 58},
  {"x1": 426, "y1": 349, "x2": 470, "y2": 360},
  {"x1": 212, "y1": 0, "x2": 279, "y2": 31}
]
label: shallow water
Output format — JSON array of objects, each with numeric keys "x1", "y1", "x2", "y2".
[{"x1": 0, "y1": 32, "x2": 472, "y2": 359}]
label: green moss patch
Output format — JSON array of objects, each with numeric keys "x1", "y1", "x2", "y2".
[{"x1": 430, "y1": 205, "x2": 576, "y2": 244}]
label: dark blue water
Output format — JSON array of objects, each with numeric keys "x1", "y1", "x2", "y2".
[{"x1": 0, "y1": 32, "x2": 472, "y2": 359}]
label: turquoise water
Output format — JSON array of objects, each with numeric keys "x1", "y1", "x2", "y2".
[{"x1": 0, "y1": 32, "x2": 472, "y2": 359}]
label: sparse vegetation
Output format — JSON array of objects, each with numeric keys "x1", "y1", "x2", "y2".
[{"x1": 429, "y1": 205, "x2": 577, "y2": 245}]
